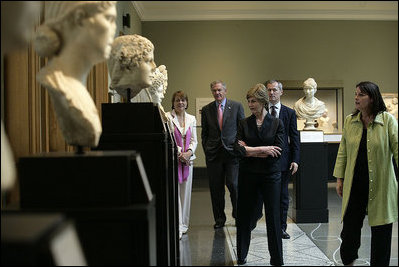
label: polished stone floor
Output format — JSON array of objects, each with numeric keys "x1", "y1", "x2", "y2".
[{"x1": 181, "y1": 178, "x2": 398, "y2": 266}]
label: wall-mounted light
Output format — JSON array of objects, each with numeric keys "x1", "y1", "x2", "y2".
[{"x1": 123, "y1": 13, "x2": 130, "y2": 28}]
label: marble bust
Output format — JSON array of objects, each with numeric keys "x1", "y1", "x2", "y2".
[
  {"x1": 131, "y1": 65, "x2": 168, "y2": 121},
  {"x1": 34, "y1": 1, "x2": 117, "y2": 147},
  {"x1": 317, "y1": 109, "x2": 334, "y2": 132},
  {"x1": 1, "y1": 1, "x2": 40, "y2": 192},
  {"x1": 149, "y1": 65, "x2": 168, "y2": 105},
  {"x1": 386, "y1": 97, "x2": 398, "y2": 120},
  {"x1": 294, "y1": 78, "x2": 326, "y2": 130},
  {"x1": 108, "y1": 34, "x2": 157, "y2": 100},
  {"x1": 132, "y1": 65, "x2": 168, "y2": 102}
]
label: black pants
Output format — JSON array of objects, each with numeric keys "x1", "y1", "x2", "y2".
[
  {"x1": 340, "y1": 185, "x2": 393, "y2": 266},
  {"x1": 206, "y1": 148, "x2": 239, "y2": 224},
  {"x1": 237, "y1": 171, "x2": 283, "y2": 266},
  {"x1": 280, "y1": 170, "x2": 290, "y2": 231},
  {"x1": 249, "y1": 170, "x2": 290, "y2": 232}
]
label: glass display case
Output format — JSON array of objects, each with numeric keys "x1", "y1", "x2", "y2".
[{"x1": 279, "y1": 80, "x2": 344, "y2": 134}]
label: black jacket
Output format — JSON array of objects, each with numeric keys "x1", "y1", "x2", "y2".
[
  {"x1": 235, "y1": 113, "x2": 285, "y2": 175},
  {"x1": 278, "y1": 104, "x2": 300, "y2": 171}
]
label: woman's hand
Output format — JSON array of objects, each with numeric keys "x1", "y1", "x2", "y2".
[
  {"x1": 243, "y1": 144, "x2": 281, "y2": 158},
  {"x1": 238, "y1": 140, "x2": 247, "y2": 147},
  {"x1": 178, "y1": 150, "x2": 192, "y2": 165},
  {"x1": 336, "y1": 178, "x2": 343, "y2": 198},
  {"x1": 260, "y1": 146, "x2": 282, "y2": 157}
]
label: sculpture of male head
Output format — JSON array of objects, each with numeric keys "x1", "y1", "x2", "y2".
[{"x1": 108, "y1": 34, "x2": 157, "y2": 98}]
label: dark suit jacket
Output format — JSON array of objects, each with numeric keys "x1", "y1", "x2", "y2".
[
  {"x1": 235, "y1": 113, "x2": 285, "y2": 175},
  {"x1": 279, "y1": 104, "x2": 300, "y2": 171},
  {"x1": 201, "y1": 99, "x2": 245, "y2": 161}
]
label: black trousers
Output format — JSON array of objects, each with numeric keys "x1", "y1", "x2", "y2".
[
  {"x1": 340, "y1": 183, "x2": 393, "y2": 266},
  {"x1": 280, "y1": 170, "x2": 290, "y2": 231},
  {"x1": 237, "y1": 171, "x2": 283, "y2": 266},
  {"x1": 206, "y1": 148, "x2": 239, "y2": 224},
  {"x1": 249, "y1": 170, "x2": 290, "y2": 232}
]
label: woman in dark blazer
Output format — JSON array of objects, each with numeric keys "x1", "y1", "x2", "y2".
[{"x1": 235, "y1": 83, "x2": 285, "y2": 266}]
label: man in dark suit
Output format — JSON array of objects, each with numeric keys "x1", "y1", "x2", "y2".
[
  {"x1": 201, "y1": 80, "x2": 245, "y2": 229},
  {"x1": 266, "y1": 80, "x2": 300, "y2": 239}
]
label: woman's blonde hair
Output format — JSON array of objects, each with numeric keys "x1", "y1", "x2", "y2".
[{"x1": 246, "y1": 83, "x2": 268, "y2": 107}]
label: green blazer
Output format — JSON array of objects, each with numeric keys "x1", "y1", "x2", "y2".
[{"x1": 333, "y1": 111, "x2": 398, "y2": 226}]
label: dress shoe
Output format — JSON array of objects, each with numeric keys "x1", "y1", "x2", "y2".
[
  {"x1": 282, "y1": 230, "x2": 290, "y2": 239},
  {"x1": 237, "y1": 258, "x2": 247, "y2": 265},
  {"x1": 213, "y1": 222, "x2": 225, "y2": 229}
]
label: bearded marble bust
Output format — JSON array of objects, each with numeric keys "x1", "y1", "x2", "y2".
[
  {"x1": 34, "y1": 1, "x2": 117, "y2": 147},
  {"x1": 294, "y1": 78, "x2": 326, "y2": 130},
  {"x1": 108, "y1": 34, "x2": 157, "y2": 100}
]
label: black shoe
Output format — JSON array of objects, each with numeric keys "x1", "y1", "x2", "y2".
[
  {"x1": 282, "y1": 230, "x2": 290, "y2": 239},
  {"x1": 237, "y1": 258, "x2": 247, "y2": 265},
  {"x1": 213, "y1": 222, "x2": 225, "y2": 229}
]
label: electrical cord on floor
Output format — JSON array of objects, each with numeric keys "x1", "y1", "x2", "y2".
[{"x1": 310, "y1": 223, "x2": 371, "y2": 266}]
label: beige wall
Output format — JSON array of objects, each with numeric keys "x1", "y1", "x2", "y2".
[
  {"x1": 142, "y1": 20, "x2": 398, "y2": 167},
  {"x1": 116, "y1": 1, "x2": 142, "y2": 35}
]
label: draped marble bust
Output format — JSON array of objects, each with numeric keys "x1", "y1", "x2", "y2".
[
  {"x1": 294, "y1": 78, "x2": 326, "y2": 130},
  {"x1": 34, "y1": 1, "x2": 117, "y2": 147},
  {"x1": 107, "y1": 34, "x2": 157, "y2": 100}
]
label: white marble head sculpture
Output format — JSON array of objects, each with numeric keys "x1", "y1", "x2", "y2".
[
  {"x1": 1, "y1": 2, "x2": 41, "y2": 192},
  {"x1": 108, "y1": 34, "x2": 157, "y2": 99},
  {"x1": 303, "y1": 78, "x2": 317, "y2": 97},
  {"x1": 149, "y1": 65, "x2": 168, "y2": 105},
  {"x1": 33, "y1": 1, "x2": 117, "y2": 147},
  {"x1": 294, "y1": 77, "x2": 326, "y2": 130},
  {"x1": 130, "y1": 65, "x2": 168, "y2": 103}
]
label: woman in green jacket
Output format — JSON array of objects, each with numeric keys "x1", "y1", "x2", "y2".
[{"x1": 334, "y1": 81, "x2": 398, "y2": 266}]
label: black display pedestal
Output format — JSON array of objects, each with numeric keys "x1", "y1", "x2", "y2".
[
  {"x1": 327, "y1": 142, "x2": 340, "y2": 182},
  {"x1": 19, "y1": 151, "x2": 152, "y2": 207},
  {"x1": 18, "y1": 151, "x2": 156, "y2": 266},
  {"x1": 1, "y1": 212, "x2": 86, "y2": 266},
  {"x1": 291, "y1": 142, "x2": 329, "y2": 223},
  {"x1": 97, "y1": 102, "x2": 179, "y2": 266}
]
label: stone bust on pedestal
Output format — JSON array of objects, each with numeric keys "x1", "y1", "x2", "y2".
[
  {"x1": 34, "y1": 1, "x2": 117, "y2": 148},
  {"x1": 294, "y1": 78, "x2": 326, "y2": 130}
]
